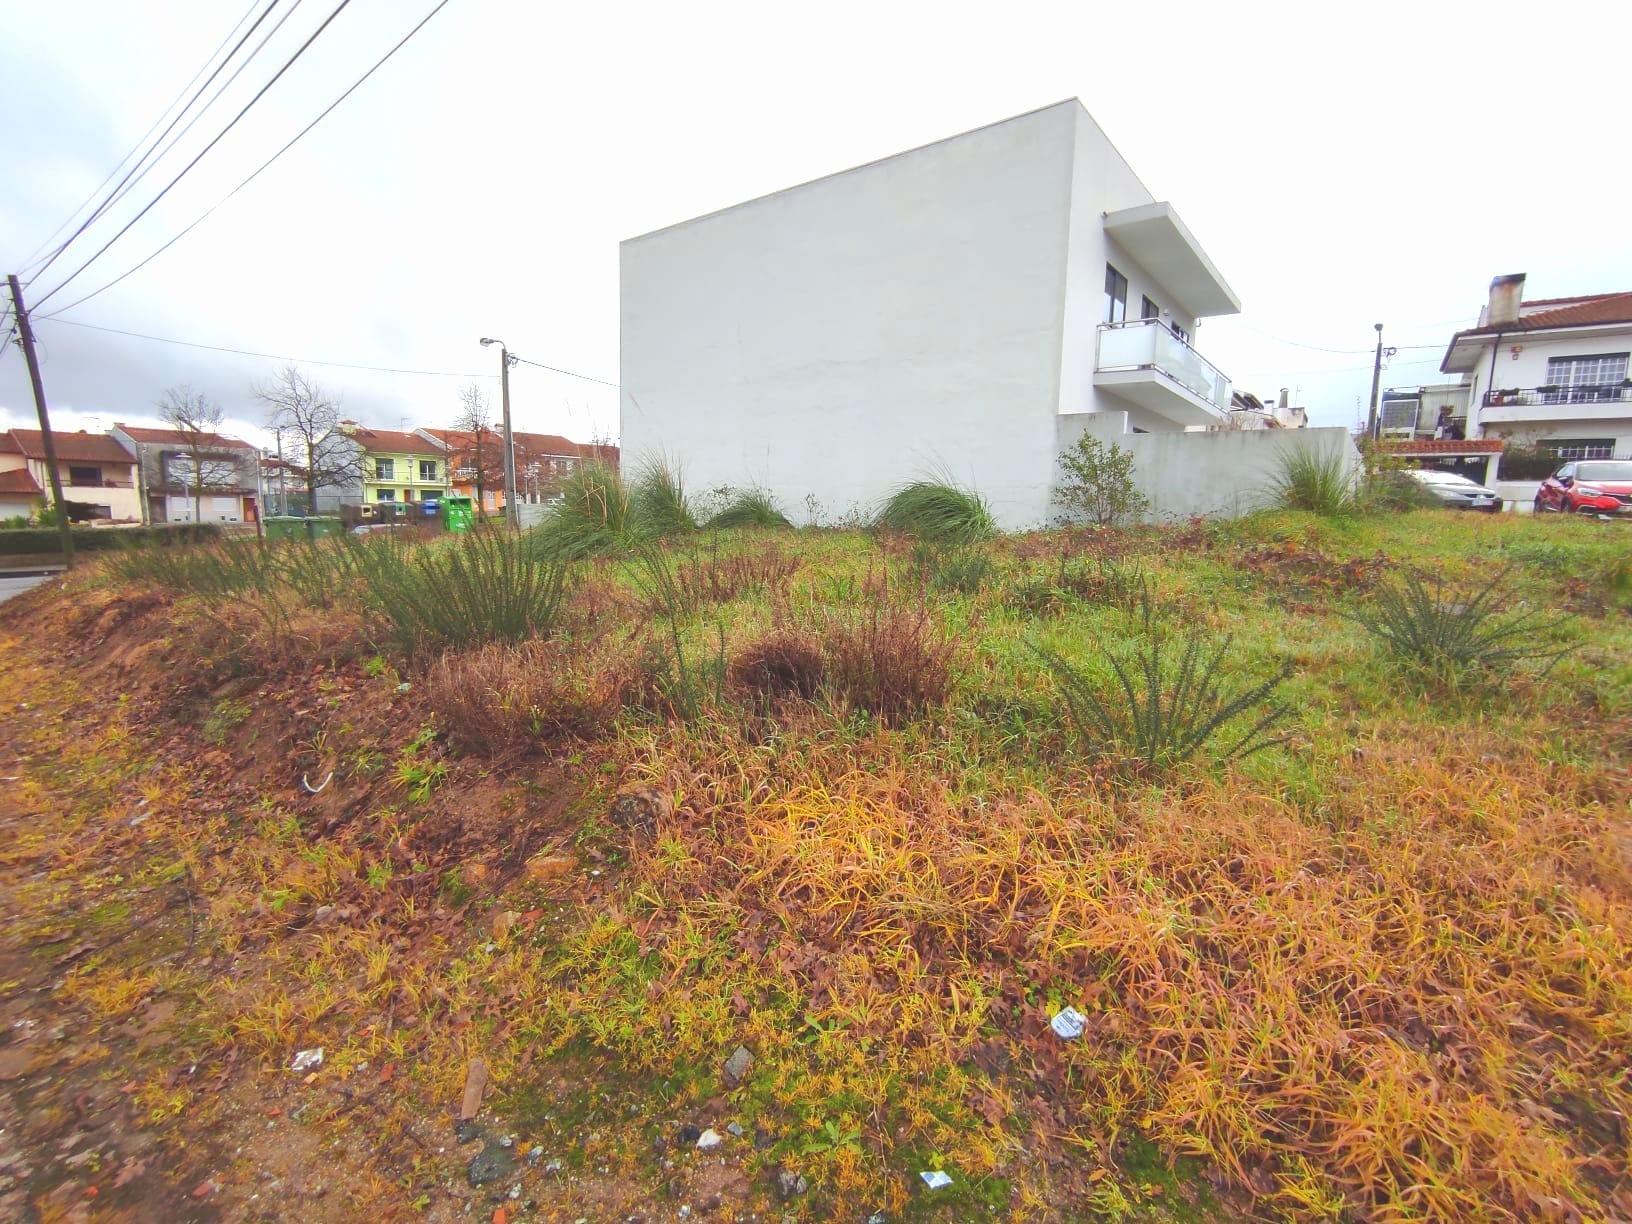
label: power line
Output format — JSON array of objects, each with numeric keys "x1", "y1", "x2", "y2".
[
  {"x1": 510, "y1": 354, "x2": 621, "y2": 390},
  {"x1": 98, "y1": 0, "x2": 313, "y2": 225},
  {"x1": 30, "y1": 0, "x2": 358, "y2": 311},
  {"x1": 39, "y1": 315, "x2": 494, "y2": 378},
  {"x1": 43, "y1": 0, "x2": 454, "y2": 319},
  {"x1": 16, "y1": 0, "x2": 265, "y2": 274},
  {"x1": 33, "y1": 315, "x2": 623, "y2": 396},
  {"x1": 24, "y1": 0, "x2": 285, "y2": 287}
]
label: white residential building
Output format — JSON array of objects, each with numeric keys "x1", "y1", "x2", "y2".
[
  {"x1": 1442, "y1": 276, "x2": 1632, "y2": 460},
  {"x1": 620, "y1": 99, "x2": 1244, "y2": 529}
]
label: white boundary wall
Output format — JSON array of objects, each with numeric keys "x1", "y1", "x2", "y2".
[{"x1": 1061, "y1": 412, "x2": 1361, "y2": 522}]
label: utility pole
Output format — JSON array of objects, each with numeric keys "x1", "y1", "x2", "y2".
[
  {"x1": 480, "y1": 337, "x2": 519, "y2": 528},
  {"x1": 1364, "y1": 323, "x2": 1399, "y2": 441},
  {"x1": 1365, "y1": 323, "x2": 1384, "y2": 440},
  {"x1": 7, "y1": 274, "x2": 73, "y2": 566}
]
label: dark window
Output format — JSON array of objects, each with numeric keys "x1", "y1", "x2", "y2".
[
  {"x1": 375, "y1": 458, "x2": 394, "y2": 480},
  {"x1": 1170, "y1": 322, "x2": 1189, "y2": 343},
  {"x1": 1104, "y1": 265, "x2": 1128, "y2": 324},
  {"x1": 1140, "y1": 295, "x2": 1160, "y2": 320},
  {"x1": 418, "y1": 460, "x2": 437, "y2": 481},
  {"x1": 67, "y1": 465, "x2": 101, "y2": 485}
]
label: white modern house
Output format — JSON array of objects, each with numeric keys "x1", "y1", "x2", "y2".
[
  {"x1": 1442, "y1": 276, "x2": 1632, "y2": 460},
  {"x1": 620, "y1": 99, "x2": 1259, "y2": 529}
]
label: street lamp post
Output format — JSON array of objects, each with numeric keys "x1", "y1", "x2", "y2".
[{"x1": 479, "y1": 337, "x2": 519, "y2": 527}]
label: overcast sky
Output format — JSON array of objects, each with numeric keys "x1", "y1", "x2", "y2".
[{"x1": 4, "y1": 0, "x2": 1630, "y2": 449}]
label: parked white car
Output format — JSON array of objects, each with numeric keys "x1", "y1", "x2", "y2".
[{"x1": 1405, "y1": 468, "x2": 1501, "y2": 512}]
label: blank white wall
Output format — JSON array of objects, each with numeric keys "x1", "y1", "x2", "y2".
[
  {"x1": 620, "y1": 103, "x2": 1079, "y2": 529},
  {"x1": 1060, "y1": 412, "x2": 1361, "y2": 521}
]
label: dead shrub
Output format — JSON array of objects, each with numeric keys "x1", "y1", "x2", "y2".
[
  {"x1": 815, "y1": 587, "x2": 955, "y2": 723},
  {"x1": 425, "y1": 638, "x2": 632, "y2": 753},
  {"x1": 728, "y1": 628, "x2": 826, "y2": 704},
  {"x1": 650, "y1": 542, "x2": 803, "y2": 616}
]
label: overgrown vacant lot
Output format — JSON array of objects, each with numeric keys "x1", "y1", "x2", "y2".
[{"x1": 1, "y1": 507, "x2": 1629, "y2": 1221}]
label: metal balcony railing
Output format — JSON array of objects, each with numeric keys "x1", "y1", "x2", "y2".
[
  {"x1": 1484, "y1": 384, "x2": 1632, "y2": 408},
  {"x1": 1096, "y1": 318, "x2": 1231, "y2": 409}
]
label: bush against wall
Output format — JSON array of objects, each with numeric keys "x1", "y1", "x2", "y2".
[
  {"x1": 1495, "y1": 444, "x2": 1561, "y2": 481},
  {"x1": 1053, "y1": 435, "x2": 1149, "y2": 527}
]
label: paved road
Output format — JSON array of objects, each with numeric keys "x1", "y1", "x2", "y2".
[{"x1": 0, "y1": 571, "x2": 59, "y2": 604}]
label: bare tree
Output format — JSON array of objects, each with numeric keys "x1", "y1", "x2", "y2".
[
  {"x1": 255, "y1": 365, "x2": 360, "y2": 513},
  {"x1": 157, "y1": 385, "x2": 238, "y2": 523},
  {"x1": 452, "y1": 382, "x2": 498, "y2": 516}
]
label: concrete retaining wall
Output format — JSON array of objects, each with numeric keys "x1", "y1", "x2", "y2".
[
  {"x1": 1059, "y1": 412, "x2": 1362, "y2": 522},
  {"x1": 1494, "y1": 480, "x2": 1540, "y2": 513}
]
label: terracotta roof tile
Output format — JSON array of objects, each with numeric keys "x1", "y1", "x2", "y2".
[
  {"x1": 0, "y1": 468, "x2": 43, "y2": 495},
  {"x1": 1376, "y1": 438, "x2": 1504, "y2": 455},
  {"x1": 1453, "y1": 291, "x2": 1632, "y2": 339},
  {"x1": 6, "y1": 429, "x2": 136, "y2": 463},
  {"x1": 346, "y1": 427, "x2": 446, "y2": 457}
]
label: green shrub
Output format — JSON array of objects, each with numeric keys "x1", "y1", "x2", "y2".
[
  {"x1": 873, "y1": 480, "x2": 995, "y2": 546},
  {"x1": 1053, "y1": 435, "x2": 1149, "y2": 526},
  {"x1": 0, "y1": 524, "x2": 221, "y2": 555},
  {"x1": 104, "y1": 537, "x2": 276, "y2": 597},
  {"x1": 1009, "y1": 554, "x2": 1148, "y2": 615},
  {"x1": 1032, "y1": 625, "x2": 1293, "y2": 771},
  {"x1": 1352, "y1": 568, "x2": 1569, "y2": 674},
  {"x1": 535, "y1": 462, "x2": 632, "y2": 557},
  {"x1": 1494, "y1": 443, "x2": 1559, "y2": 481},
  {"x1": 627, "y1": 541, "x2": 724, "y2": 721},
  {"x1": 707, "y1": 487, "x2": 793, "y2": 530},
  {"x1": 927, "y1": 547, "x2": 993, "y2": 594},
  {"x1": 1269, "y1": 445, "x2": 1361, "y2": 516},
  {"x1": 629, "y1": 457, "x2": 697, "y2": 538},
  {"x1": 353, "y1": 530, "x2": 571, "y2": 651}
]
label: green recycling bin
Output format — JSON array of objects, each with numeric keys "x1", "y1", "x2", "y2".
[
  {"x1": 443, "y1": 496, "x2": 474, "y2": 533},
  {"x1": 304, "y1": 516, "x2": 344, "y2": 540},
  {"x1": 263, "y1": 516, "x2": 304, "y2": 542}
]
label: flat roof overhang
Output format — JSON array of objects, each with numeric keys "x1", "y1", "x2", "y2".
[
  {"x1": 1094, "y1": 368, "x2": 1226, "y2": 428},
  {"x1": 1101, "y1": 202, "x2": 1242, "y2": 319}
]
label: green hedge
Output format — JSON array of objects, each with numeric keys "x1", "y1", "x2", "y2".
[{"x1": 0, "y1": 524, "x2": 224, "y2": 555}]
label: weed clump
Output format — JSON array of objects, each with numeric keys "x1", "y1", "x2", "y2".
[
  {"x1": 628, "y1": 457, "x2": 697, "y2": 538},
  {"x1": 354, "y1": 530, "x2": 570, "y2": 651},
  {"x1": 653, "y1": 543, "x2": 802, "y2": 617},
  {"x1": 1008, "y1": 554, "x2": 1147, "y2": 615},
  {"x1": 1033, "y1": 612, "x2": 1293, "y2": 770},
  {"x1": 728, "y1": 629, "x2": 825, "y2": 704},
  {"x1": 815, "y1": 581, "x2": 955, "y2": 723},
  {"x1": 873, "y1": 479, "x2": 995, "y2": 546},
  {"x1": 1268, "y1": 444, "x2": 1361, "y2": 516},
  {"x1": 1353, "y1": 567, "x2": 1570, "y2": 675},
  {"x1": 425, "y1": 638, "x2": 631, "y2": 752},
  {"x1": 707, "y1": 487, "x2": 793, "y2": 530},
  {"x1": 536, "y1": 462, "x2": 632, "y2": 557}
]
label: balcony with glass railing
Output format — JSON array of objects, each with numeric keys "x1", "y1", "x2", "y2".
[{"x1": 1092, "y1": 319, "x2": 1231, "y2": 427}]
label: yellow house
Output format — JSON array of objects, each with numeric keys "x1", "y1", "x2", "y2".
[{"x1": 337, "y1": 424, "x2": 450, "y2": 509}]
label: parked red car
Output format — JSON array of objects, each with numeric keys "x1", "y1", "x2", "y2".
[{"x1": 1534, "y1": 459, "x2": 1632, "y2": 516}]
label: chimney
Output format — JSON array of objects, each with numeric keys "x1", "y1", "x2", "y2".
[
  {"x1": 1277, "y1": 388, "x2": 1290, "y2": 412},
  {"x1": 1487, "y1": 274, "x2": 1525, "y2": 327}
]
